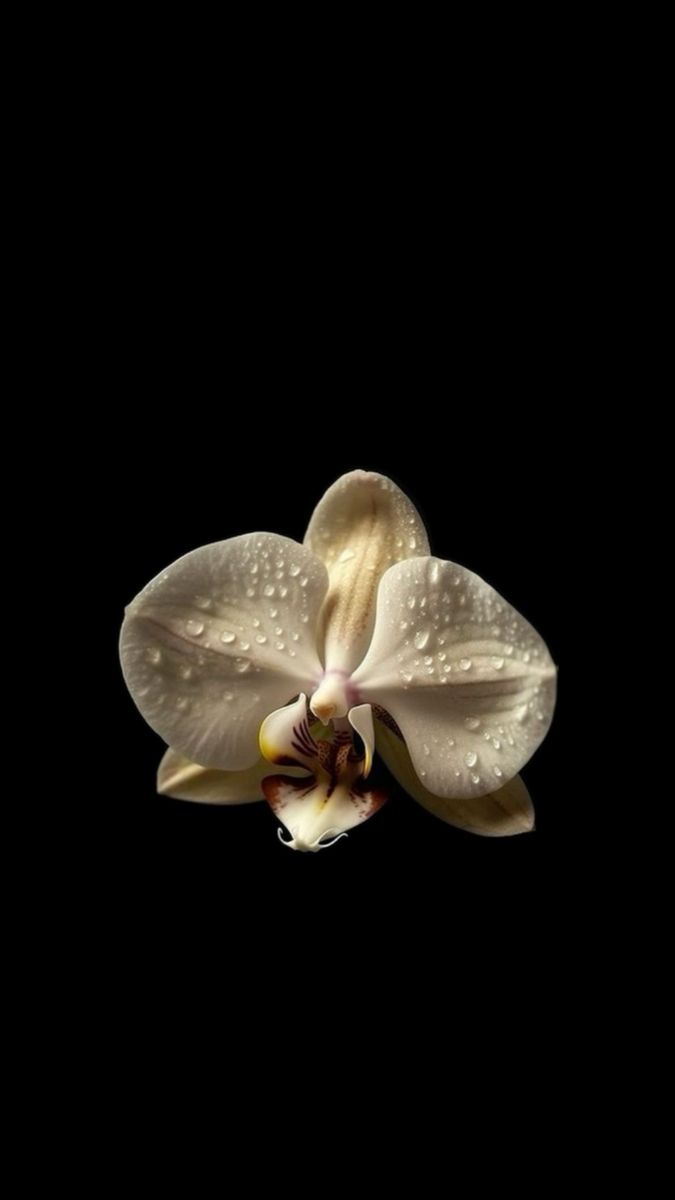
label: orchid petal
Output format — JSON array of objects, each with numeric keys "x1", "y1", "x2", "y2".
[
  {"x1": 262, "y1": 774, "x2": 386, "y2": 852},
  {"x1": 304, "y1": 470, "x2": 429, "y2": 673},
  {"x1": 348, "y1": 704, "x2": 375, "y2": 778},
  {"x1": 259, "y1": 693, "x2": 318, "y2": 771},
  {"x1": 352, "y1": 557, "x2": 556, "y2": 799},
  {"x1": 157, "y1": 747, "x2": 306, "y2": 804},
  {"x1": 374, "y1": 716, "x2": 535, "y2": 836},
  {"x1": 120, "y1": 533, "x2": 327, "y2": 771}
]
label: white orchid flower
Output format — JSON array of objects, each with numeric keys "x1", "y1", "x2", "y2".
[{"x1": 120, "y1": 471, "x2": 556, "y2": 851}]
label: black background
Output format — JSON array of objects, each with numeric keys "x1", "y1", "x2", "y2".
[{"x1": 67, "y1": 128, "x2": 598, "y2": 1009}]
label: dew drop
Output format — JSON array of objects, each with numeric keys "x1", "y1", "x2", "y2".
[
  {"x1": 147, "y1": 647, "x2": 162, "y2": 664},
  {"x1": 464, "y1": 717, "x2": 480, "y2": 730},
  {"x1": 300, "y1": 613, "x2": 309, "y2": 623},
  {"x1": 269, "y1": 607, "x2": 278, "y2": 618},
  {"x1": 289, "y1": 564, "x2": 301, "y2": 577},
  {"x1": 414, "y1": 630, "x2": 430, "y2": 650},
  {"x1": 493, "y1": 766, "x2": 503, "y2": 779},
  {"x1": 263, "y1": 584, "x2": 275, "y2": 597},
  {"x1": 194, "y1": 595, "x2": 212, "y2": 610},
  {"x1": 430, "y1": 561, "x2": 440, "y2": 584},
  {"x1": 448, "y1": 738, "x2": 455, "y2": 747},
  {"x1": 443, "y1": 663, "x2": 452, "y2": 673},
  {"x1": 492, "y1": 738, "x2": 501, "y2": 749},
  {"x1": 523, "y1": 651, "x2": 531, "y2": 663},
  {"x1": 407, "y1": 596, "x2": 416, "y2": 610},
  {"x1": 279, "y1": 586, "x2": 289, "y2": 598},
  {"x1": 424, "y1": 655, "x2": 433, "y2": 666},
  {"x1": 274, "y1": 626, "x2": 283, "y2": 636},
  {"x1": 465, "y1": 751, "x2": 478, "y2": 767},
  {"x1": 176, "y1": 696, "x2": 189, "y2": 710},
  {"x1": 220, "y1": 630, "x2": 236, "y2": 644},
  {"x1": 470, "y1": 772, "x2": 481, "y2": 784},
  {"x1": 423, "y1": 743, "x2": 430, "y2": 756},
  {"x1": 505, "y1": 645, "x2": 514, "y2": 656},
  {"x1": 400, "y1": 670, "x2": 413, "y2": 684},
  {"x1": 409, "y1": 536, "x2": 417, "y2": 550},
  {"x1": 459, "y1": 658, "x2": 472, "y2": 671},
  {"x1": 186, "y1": 619, "x2": 204, "y2": 637},
  {"x1": 224, "y1": 691, "x2": 234, "y2": 702},
  {"x1": 250, "y1": 563, "x2": 259, "y2": 575},
  {"x1": 291, "y1": 632, "x2": 300, "y2": 642},
  {"x1": 491, "y1": 656, "x2": 505, "y2": 670},
  {"x1": 255, "y1": 633, "x2": 267, "y2": 644},
  {"x1": 240, "y1": 640, "x2": 251, "y2": 651},
  {"x1": 399, "y1": 620, "x2": 409, "y2": 632},
  {"x1": 438, "y1": 651, "x2": 447, "y2": 662},
  {"x1": 235, "y1": 657, "x2": 251, "y2": 674},
  {"x1": 246, "y1": 587, "x2": 256, "y2": 598},
  {"x1": 179, "y1": 664, "x2": 192, "y2": 680},
  {"x1": 338, "y1": 548, "x2": 355, "y2": 563},
  {"x1": 276, "y1": 641, "x2": 285, "y2": 651}
]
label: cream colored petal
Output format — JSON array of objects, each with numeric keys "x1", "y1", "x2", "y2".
[
  {"x1": 352, "y1": 557, "x2": 556, "y2": 799},
  {"x1": 120, "y1": 532, "x2": 327, "y2": 771},
  {"x1": 374, "y1": 717, "x2": 535, "y2": 837},
  {"x1": 304, "y1": 470, "x2": 429, "y2": 673}
]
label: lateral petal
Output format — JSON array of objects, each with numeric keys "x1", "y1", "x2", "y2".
[
  {"x1": 352, "y1": 557, "x2": 556, "y2": 798},
  {"x1": 120, "y1": 533, "x2": 327, "y2": 770}
]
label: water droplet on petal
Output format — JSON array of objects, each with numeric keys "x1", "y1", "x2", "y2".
[
  {"x1": 409, "y1": 536, "x2": 417, "y2": 550},
  {"x1": 424, "y1": 655, "x2": 433, "y2": 666},
  {"x1": 270, "y1": 607, "x2": 278, "y2": 618},
  {"x1": 423, "y1": 743, "x2": 430, "y2": 756},
  {"x1": 276, "y1": 641, "x2": 285, "y2": 651},
  {"x1": 414, "y1": 630, "x2": 430, "y2": 650},
  {"x1": 240, "y1": 640, "x2": 250, "y2": 651},
  {"x1": 465, "y1": 751, "x2": 478, "y2": 767},
  {"x1": 338, "y1": 548, "x2": 355, "y2": 563},
  {"x1": 470, "y1": 772, "x2": 481, "y2": 784},
  {"x1": 407, "y1": 596, "x2": 416, "y2": 610},
  {"x1": 491, "y1": 656, "x2": 505, "y2": 670},
  {"x1": 459, "y1": 658, "x2": 472, "y2": 671},
  {"x1": 235, "y1": 657, "x2": 251, "y2": 674},
  {"x1": 194, "y1": 595, "x2": 212, "y2": 610},
  {"x1": 523, "y1": 651, "x2": 531, "y2": 663},
  {"x1": 220, "y1": 630, "x2": 236, "y2": 644},
  {"x1": 429, "y1": 561, "x2": 440, "y2": 584},
  {"x1": 263, "y1": 584, "x2": 275, "y2": 597},
  {"x1": 465, "y1": 717, "x2": 480, "y2": 730},
  {"x1": 291, "y1": 632, "x2": 300, "y2": 642},
  {"x1": 492, "y1": 738, "x2": 501, "y2": 749},
  {"x1": 255, "y1": 633, "x2": 267, "y2": 644},
  {"x1": 493, "y1": 766, "x2": 503, "y2": 778},
  {"x1": 279, "y1": 586, "x2": 289, "y2": 598},
  {"x1": 246, "y1": 587, "x2": 256, "y2": 598},
  {"x1": 186, "y1": 619, "x2": 204, "y2": 637},
  {"x1": 224, "y1": 691, "x2": 234, "y2": 702},
  {"x1": 179, "y1": 664, "x2": 192, "y2": 679},
  {"x1": 289, "y1": 564, "x2": 301, "y2": 577},
  {"x1": 147, "y1": 648, "x2": 162, "y2": 664},
  {"x1": 400, "y1": 670, "x2": 413, "y2": 683}
]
